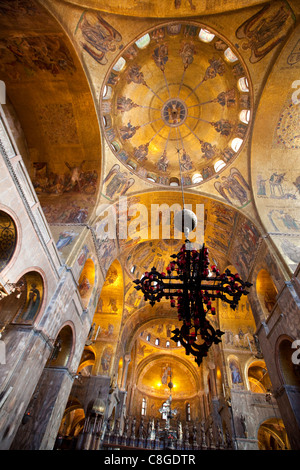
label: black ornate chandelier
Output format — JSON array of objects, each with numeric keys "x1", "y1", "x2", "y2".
[{"x1": 134, "y1": 239, "x2": 252, "y2": 366}]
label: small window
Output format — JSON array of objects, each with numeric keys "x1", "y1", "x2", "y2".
[
  {"x1": 224, "y1": 47, "x2": 238, "y2": 62},
  {"x1": 169, "y1": 177, "x2": 179, "y2": 186},
  {"x1": 239, "y1": 109, "x2": 250, "y2": 124},
  {"x1": 111, "y1": 141, "x2": 121, "y2": 152},
  {"x1": 199, "y1": 29, "x2": 215, "y2": 43},
  {"x1": 102, "y1": 85, "x2": 112, "y2": 99},
  {"x1": 214, "y1": 159, "x2": 226, "y2": 172},
  {"x1": 147, "y1": 174, "x2": 156, "y2": 183},
  {"x1": 166, "y1": 340, "x2": 170, "y2": 348},
  {"x1": 238, "y1": 77, "x2": 249, "y2": 92},
  {"x1": 192, "y1": 173, "x2": 203, "y2": 184},
  {"x1": 135, "y1": 34, "x2": 150, "y2": 49},
  {"x1": 113, "y1": 57, "x2": 126, "y2": 72},
  {"x1": 155, "y1": 338, "x2": 160, "y2": 346},
  {"x1": 231, "y1": 137, "x2": 243, "y2": 152},
  {"x1": 146, "y1": 334, "x2": 151, "y2": 342}
]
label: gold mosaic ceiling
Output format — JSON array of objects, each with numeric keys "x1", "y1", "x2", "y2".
[{"x1": 100, "y1": 22, "x2": 252, "y2": 188}]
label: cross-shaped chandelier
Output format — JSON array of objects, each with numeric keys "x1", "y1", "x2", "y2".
[{"x1": 134, "y1": 238, "x2": 252, "y2": 366}]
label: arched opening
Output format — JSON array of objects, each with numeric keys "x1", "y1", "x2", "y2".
[
  {"x1": 0, "y1": 210, "x2": 17, "y2": 272},
  {"x1": 46, "y1": 325, "x2": 74, "y2": 368},
  {"x1": 13, "y1": 271, "x2": 44, "y2": 324},
  {"x1": 257, "y1": 418, "x2": 290, "y2": 450},
  {"x1": 256, "y1": 269, "x2": 278, "y2": 318},
  {"x1": 247, "y1": 360, "x2": 272, "y2": 393},
  {"x1": 278, "y1": 338, "x2": 300, "y2": 387},
  {"x1": 55, "y1": 397, "x2": 85, "y2": 450},
  {"x1": 77, "y1": 348, "x2": 96, "y2": 377}
]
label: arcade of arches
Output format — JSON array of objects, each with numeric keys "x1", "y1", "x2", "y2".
[{"x1": 0, "y1": 0, "x2": 300, "y2": 451}]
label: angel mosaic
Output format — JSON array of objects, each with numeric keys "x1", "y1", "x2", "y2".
[
  {"x1": 77, "y1": 12, "x2": 122, "y2": 65},
  {"x1": 235, "y1": 2, "x2": 293, "y2": 63},
  {"x1": 214, "y1": 168, "x2": 250, "y2": 207},
  {"x1": 103, "y1": 164, "x2": 135, "y2": 199}
]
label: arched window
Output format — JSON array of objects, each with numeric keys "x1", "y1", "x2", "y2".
[
  {"x1": 113, "y1": 57, "x2": 126, "y2": 72},
  {"x1": 214, "y1": 159, "x2": 226, "y2": 173},
  {"x1": 231, "y1": 137, "x2": 243, "y2": 152},
  {"x1": 155, "y1": 338, "x2": 160, "y2": 346},
  {"x1": 224, "y1": 47, "x2": 238, "y2": 62},
  {"x1": 135, "y1": 34, "x2": 150, "y2": 49},
  {"x1": 240, "y1": 109, "x2": 251, "y2": 124},
  {"x1": 102, "y1": 85, "x2": 112, "y2": 100},
  {"x1": 199, "y1": 29, "x2": 215, "y2": 43},
  {"x1": 192, "y1": 173, "x2": 203, "y2": 184},
  {"x1": 238, "y1": 77, "x2": 249, "y2": 92}
]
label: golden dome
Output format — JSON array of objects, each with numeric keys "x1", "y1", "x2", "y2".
[{"x1": 100, "y1": 21, "x2": 252, "y2": 187}]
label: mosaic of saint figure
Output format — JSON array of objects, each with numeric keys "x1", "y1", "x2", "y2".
[
  {"x1": 156, "y1": 151, "x2": 169, "y2": 172},
  {"x1": 117, "y1": 96, "x2": 138, "y2": 113},
  {"x1": 152, "y1": 43, "x2": 168, "y2": 71},
  {"x1": 179, "y1": 42, "x2": 195, "y2": 70},
  {"x1": 119, "y1": 121, "x2": 140, "y2": 140}
]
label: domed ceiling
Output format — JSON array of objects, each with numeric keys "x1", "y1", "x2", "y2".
[{"x1": 100, "y1": 22, "x2": 252, "y2": 188}]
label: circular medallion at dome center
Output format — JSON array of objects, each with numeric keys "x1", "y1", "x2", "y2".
[{"x1": 161, "y1": 98, "x2": 187, "y2": 127}]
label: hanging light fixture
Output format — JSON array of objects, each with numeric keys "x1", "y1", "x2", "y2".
[
  {"x1": 134, "y1": 241, "x2": 252, "y2": 365},
  {"x1": 134, "y1": 136, "x2": 252, "y2": 365}
]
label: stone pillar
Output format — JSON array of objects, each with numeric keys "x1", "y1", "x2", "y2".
[
  {"x1": 10, "y1": 366, "x2": 73, "y2": 450},
  {"x1": 120, "y1": 354, "x2": 131, "y2": 391}
]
